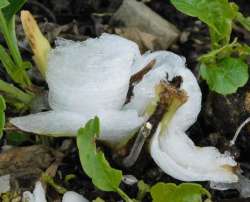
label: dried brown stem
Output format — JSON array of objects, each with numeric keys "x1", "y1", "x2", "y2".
[{"x1": 123, "y1": 79, "x2": 187, "y2": 167}]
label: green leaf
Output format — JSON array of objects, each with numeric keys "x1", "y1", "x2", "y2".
[
  {"x1": 200, "y1": 57, "x2": 249, "y2": 95},
  {"x1": 77, "y1": 117, "x2": 123, "y2": 192},
  {"x1": 170, "y1": 0, "x2": 237, "y2": 44},
  {"x1": 0, "y1": 44, "x2": 16, "y2": 72},
  {"x1": 0, "y1": 0, "x2": 27, "y2": 55},
  {"x1": 150, "y1": 182, "x2": 211, "y2": 202},
  {"x1": 0, "y1": 95, "x2": 6, "y2": 139},
  {"x1": 0, "y1": 44, "x2": 31, "y2": 86},
  {"x1": 0, "y1": 0, "x2": 31, "y2": 88},
  {"x1": 6, "y1": 132, "x2": 31, "y2": 145},
  {"x1": 2, "y1": 0, "x2": 27, "y2": 22},
  {"x1": 236, "y1": 12, "x2": 250, "y2": 32},
  {"x1": 0, "y1": 0, "x2": 9, "y2": 9}
]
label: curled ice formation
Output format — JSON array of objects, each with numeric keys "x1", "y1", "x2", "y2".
[
  {"x1": 12, "y1": 33, "x2": 237, "y2": 183},
  {"x1": 126, "y1": 51, "x2": 238, "y2": 183},
  {"x1": 11, "y1": 34, "x2": 143, "y2": 145}
]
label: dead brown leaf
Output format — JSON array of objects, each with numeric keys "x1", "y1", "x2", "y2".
[{"x1": 114, "y1": 27, "x2": 159, "y2": 52}]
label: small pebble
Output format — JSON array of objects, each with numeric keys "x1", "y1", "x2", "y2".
[{"x1": 122, "y1": 175, "x2": 138, "y2": 185}]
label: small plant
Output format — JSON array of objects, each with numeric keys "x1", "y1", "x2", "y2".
[
  {"x1": 0, "y1": 0, "x2": 31, "y2": 87},
  {"x1": 0, "y1": 0, "x2": 34, "y2": 108},
  {"x1": 171, "y1": 0, "x2": 250, "y2": 95},
  {"x1": 77, "y1": 117, "x2": 212, "y2": 202},
  {"x1": 77, "y1": 117, "x2": 133, "y2": 202}
]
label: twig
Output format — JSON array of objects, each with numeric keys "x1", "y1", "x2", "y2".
[{"x1": 230, "y1": 117, "x2": 250, "y2": 146}]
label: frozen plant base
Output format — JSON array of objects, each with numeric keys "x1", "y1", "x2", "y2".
[
  {"x1": 126, "y1": 51, "x2": 237, "y2": 183},
  {"x1": 211, "y1": 173, "x2": 250, "y2": 198},
  {"x1": 12, "y1": 33, "x2": 238, "y2": 184}
]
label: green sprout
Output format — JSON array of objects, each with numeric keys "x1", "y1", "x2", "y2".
[
  {"x1": 0, "y1": 0, "x2": 34, "y2": 107},
  {"x1": 77, "y1": 117, "x2": 134, "y2": 202},
  {"x1": 0, "y1": 0, "x2": 31, "y2": 87},
  {"x1": 77, "y1": 117, "x2": 212, "y2": 202},
  {"x1": 171, "y1": 0, "x2": 250, "y2": 95}
]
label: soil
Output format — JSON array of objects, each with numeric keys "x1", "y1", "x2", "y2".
[{"x1": 1, "y1": 0, "x2": 250, "y2": 202}]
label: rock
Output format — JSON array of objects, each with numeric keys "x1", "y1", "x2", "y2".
[
  {"x1": 122, "y1": 175, "x2": 138, "y2": 185},
  {"x1": 0, "y1": 175, "x2": 10, "y2": 194},
  {"x1": 110, "y1": 0, "x2": 180, "y2": 50}
]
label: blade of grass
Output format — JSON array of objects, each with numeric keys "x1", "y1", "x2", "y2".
[
  {"x1": 0, "y1": 0, "x2": 9, "y2": 9},
  {"x1": 2, "y1": 0, "x2": 27, "y2": 22},
  {"x1": 0, "y1": 2, "x2": 31, "y2": 87},
  {"x1": 0, "y1": 10, "x2": 22, "y2": 67},
  {"x1": 0, "y1": 79, "x2": 33, "y2": 104},
  {"x1": 0, "y1": 44, "x2": 31, "y2": 87},
  {"x1": 0, "y1": 44, "x2": 16, "y2": 73}
]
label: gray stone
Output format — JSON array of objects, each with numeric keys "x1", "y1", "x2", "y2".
[{"x1": 110, "y1": 0, "x2": 180, "y2": 50}]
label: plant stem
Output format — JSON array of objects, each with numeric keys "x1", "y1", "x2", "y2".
[
  {"x1": 42, "y1": 173, "x2": 67, "y2": 194},
  {"x1": 117, "y1": 188, "x2": 135, "y2": 202},
  {"x1": 198, "y1": 38, "x2": 238, "y2": 63},
  {"x1": 0, "y1": 11, "x2": 22, "y2": 66},
  {"x1": 0, "y1": 79, "x2": 33, "y2": 104}
]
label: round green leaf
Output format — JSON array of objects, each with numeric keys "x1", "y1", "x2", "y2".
[
  {"x1": 151, "y1": 183, "x2": 177, "y2": 202},
  {"x1": 200, "y1": 57, "x2": 249, "y2": 95},
  {"x1": 150, "y1": 182, "x2": 211, "y2": 202},
  {"x1": 170, "y1": 0, "x2": 237, "y2": 41}
]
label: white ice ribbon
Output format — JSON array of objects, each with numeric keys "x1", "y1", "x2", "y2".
[{"x1": 12, "y1": 33, "x2": 238, "y2": 183}]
